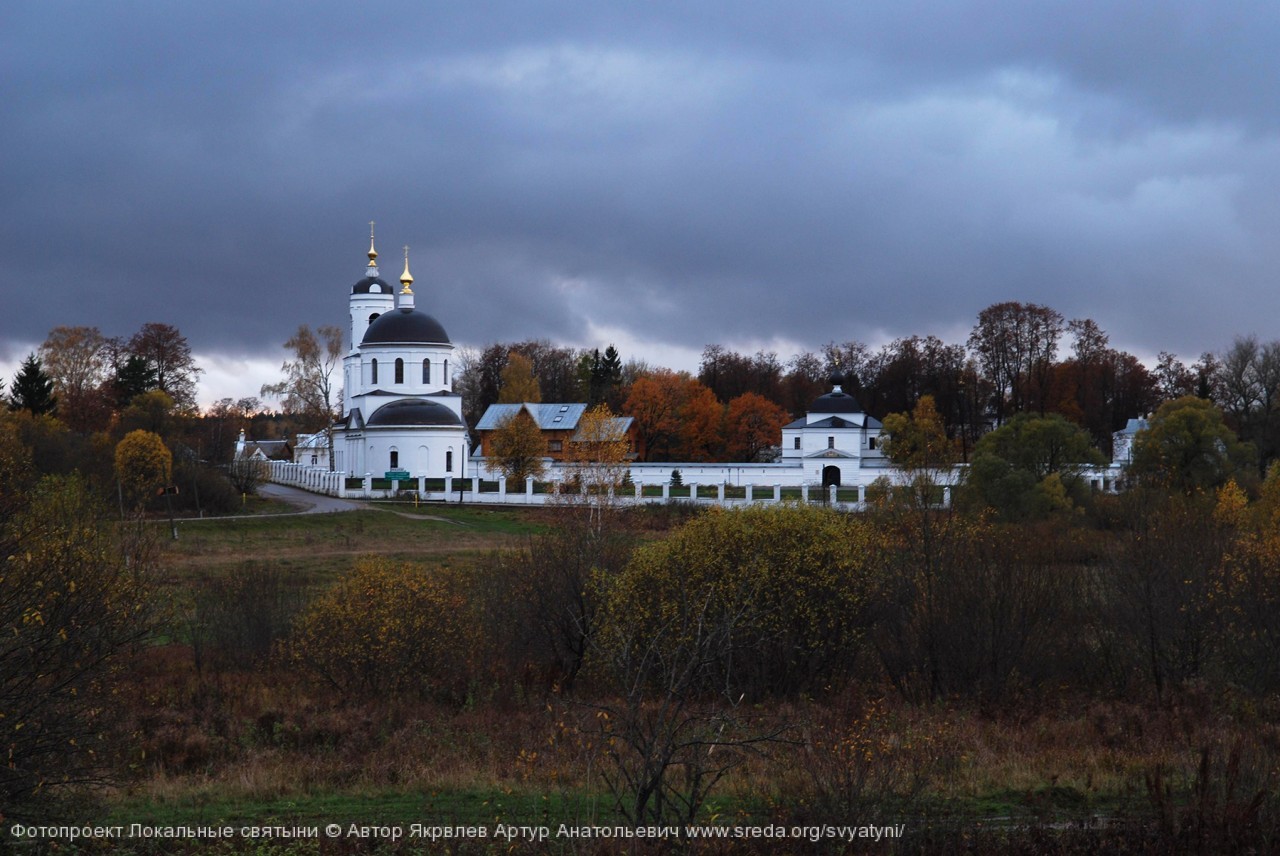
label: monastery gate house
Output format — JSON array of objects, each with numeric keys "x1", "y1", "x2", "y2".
[{"x1": 244, "y1": 231, "x2": 1132, "y2": 503}]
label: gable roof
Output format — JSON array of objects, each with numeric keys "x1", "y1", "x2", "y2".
[
  {"x1": 1118, "y1": 417, "x2": 1149, "y2": 435},
  {"x1": 475, "y1": 403, "x2": 589, "y2": 431},
  {"x1": 295, "y1": 433, "x2": 329, "y2": 450},
  {"x1": 784, "y1": 414, "x2": 883, "y2": 430},
  {"x1": 804, "y1": 448, "x2": 858, "y2": 459},
  {"x1": 570, "y1": 415, "x2": 634, "y2": 442},
  {"x1": 238, "y1": 439, "x2": 291, "y2": 460}
]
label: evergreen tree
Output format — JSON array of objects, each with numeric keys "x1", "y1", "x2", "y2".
[
  {"x1": 111, "y1": 355, "x2": 158, "y2": 409},
  {"x1": 595, "y1": 345, "x2": 623, "y2": 406},
  {"x1": 8, "y1": 353, "x2": 56, "y2": 416}
]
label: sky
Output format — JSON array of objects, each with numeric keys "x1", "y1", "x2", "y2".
[{"x1": 4, "y1": 1, "x2": 1280, "y2": 405}]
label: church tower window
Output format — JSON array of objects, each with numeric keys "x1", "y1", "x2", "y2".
[
  {"x1": 395, "y1": 358, "x2": 404, "y2": 384},
  {"x1": 423, "y1": 359, "x2": 430, "y2": 384},
  {"x1": 371, "y1": 358, "x2": 378, "y2": 384},
  {"x1": 444, "y1": 359, "x2": 449, "y2": 384}
]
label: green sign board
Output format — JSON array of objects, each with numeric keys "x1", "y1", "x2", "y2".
[{"x1": 385, "y1": 469, "x2": 412, "y2": 480}]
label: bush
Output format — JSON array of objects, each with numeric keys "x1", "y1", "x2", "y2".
[
  {"x1": 286, "y1": 558, "x2": 475, "y2": 702},
  {"x1": 871, "y1": 511, "x2": 1090, "y2": 704},
  {"x1": 172, "y1": 457, "x2": 239, "y2": 514},
  {"x1": 593, "y1": 504, "x2": 875, "y2": 699},
  {"x1": 190, "y1": 562, "x2": 306, "y2": 674},
  {"x1": 469, "y1": 515, "x2": 636, "y2": 694}
]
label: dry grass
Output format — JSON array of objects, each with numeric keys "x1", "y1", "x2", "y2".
[
  {"x1": 102, "y1": 643, "x2": 1280, "y2": 856},
  {"x1": 96, "y1": 503, "x2": 1280, "y2": 852}
]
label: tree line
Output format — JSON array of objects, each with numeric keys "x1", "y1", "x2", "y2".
[
  {"x1": 13, "y1": 299, "x2": 1280, "y2": 481},
  {"x1": 458, "y1": 301, "x2": 1280, "y2": 472}
]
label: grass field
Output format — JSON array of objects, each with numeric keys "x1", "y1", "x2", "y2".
[
  {"x1": 80, "y1": 495, "x2": 1280, "y2": 852},
  {"x1": 162, "y1": 502, "x2": 547, "y2": 584}
]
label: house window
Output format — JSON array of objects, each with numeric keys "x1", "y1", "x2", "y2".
[
  {"x1": 389, "y1": 450, "x2": 399, "y2": 468},
  {"x1": 548, "y1": 440, "x2": 563, "y2": 453},
  {"x1": 828, "y1": 436, "x2": 835, "y2": 449},
  {"x1": 311, "y1": 455, "x2": 318, "y2": 465},
  {"x1": 446, "y1": 450, "x2": 453, "y2": 472},
  {"x1": 395, "y1": 358, "x2": 404, "y2": 384},
  {"x1": 869, "y1": 437, "x2": 877, "y2": 449},
  {"x1": 793, "y1": 437, "x2": 801, "y2": 450},
  {"x1": 371, "y1": 358, "x2": 378, "y2": 384},
  {"x1": 423, "y1": 359, "x2": 430, "y2": 384}
]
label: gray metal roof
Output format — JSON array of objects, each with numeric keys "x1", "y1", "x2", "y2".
[
  {"x1": 1118, "y1": 417, "x2": 1149, "y2": 435},
  {"x1": 570, "y1": 415, "x2": 633, "y2": 442},
  {"x1": 475, "y1": 402, "x2": 589, "y2": 431}
]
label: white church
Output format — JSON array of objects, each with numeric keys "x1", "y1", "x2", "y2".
[{"x1": 328, "y1": 232, "x2": 468, "y2": 481}]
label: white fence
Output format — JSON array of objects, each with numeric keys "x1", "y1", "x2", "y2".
[{"x1": 264, "y1": 460, "x2": 952, "y2": 511}]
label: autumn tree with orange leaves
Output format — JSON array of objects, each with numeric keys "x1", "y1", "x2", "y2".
[
  {"x1": 623, "y1": 371, "x2": 685, "y2": 461},
  {"x1": 724, "y1": 392, "x2": 789, "y2": 462},
  {"x1": 623, "y1": 371, "x2": 724, "y2": 461}
]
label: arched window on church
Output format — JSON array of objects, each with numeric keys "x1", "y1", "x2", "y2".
[
  {"x1": 369, "y1": 312, "x2": 380, "y2": 324},
  {"x1": 371, "y1": 358, "x2": 378, "y2": 384},
  {"x1": 423, "y1": 359, "x2": 430, "y2": 384},
  {"x1": 443, "y1": 359, "x2": 449, "y2": 385},
  {"x1": 395, "y1": 358, "x2": 404, "y2": 384}
]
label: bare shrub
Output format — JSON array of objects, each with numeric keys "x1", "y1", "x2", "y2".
[
  {"x1": 226, "y1": 456, "x2": 268, "y2": 495},
  {"x1": 188, "y1": 561, "x2": 306, "y2": 675}
]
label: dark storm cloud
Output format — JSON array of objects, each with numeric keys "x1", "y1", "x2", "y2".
[{"x1": 3, "y1": 1, "x2": 1280, "y2": 398}]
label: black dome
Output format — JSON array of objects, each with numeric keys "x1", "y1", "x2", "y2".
[
  {"x1": 809, "y1": 390, "x2": 862, "y2": 414},
  {"x1": 352, "y1": 275, "x2": 394, "y2": 295},
  {"x1": 366, "y1": 399, "x2": 464, "y2": 427},
  {"x1": 361, "y1": 307, "x2": 451, "y2": 345}
]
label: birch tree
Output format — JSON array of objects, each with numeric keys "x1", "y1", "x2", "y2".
[{"x1": 260, "y1": 325, "x2": 344, "y2": 471}]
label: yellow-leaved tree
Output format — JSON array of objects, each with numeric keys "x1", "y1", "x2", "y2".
[
  {"x1": 561, "y1": 404, "x2": 632, "y2": 525},
  {"x1": 1212, "y1": 464, "x2": 1280, "y2": 693},
  {"x1": 497, "y1": 351, "x2": 542, "y2": 403},
  {"x1": 114, "y1": 429, "x2": 172, "y2": 509},
  {"x1": 489, "y1": 407, "x2": 547, "y2": 484}
]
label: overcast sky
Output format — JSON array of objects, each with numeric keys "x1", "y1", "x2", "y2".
[{"x1": 4, "y1": 1, "x2": 1280, "y2": 403}]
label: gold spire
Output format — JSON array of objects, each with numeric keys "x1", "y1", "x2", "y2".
[
  {"x1": 400, "y1": 245, "x2": 414, "y2": 293},
  {"x1": 367, "y1": 220, "x2": 378, "y2": 267}
]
